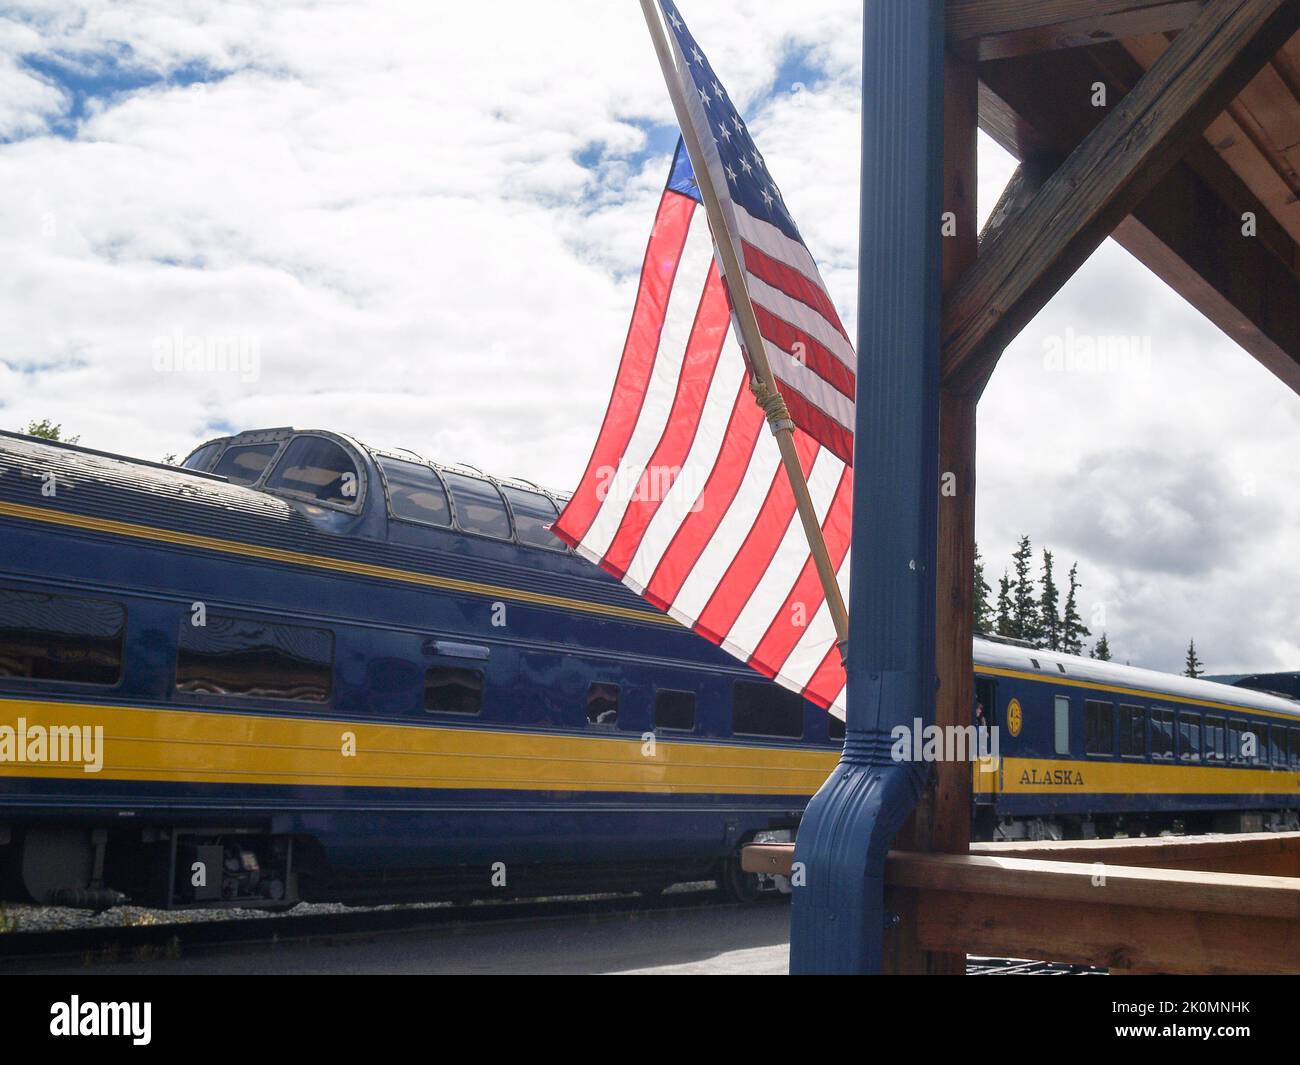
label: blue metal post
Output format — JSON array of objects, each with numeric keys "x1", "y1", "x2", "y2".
[{"x1": 788, "y1": 0, "x2": 946, "y2": 975}]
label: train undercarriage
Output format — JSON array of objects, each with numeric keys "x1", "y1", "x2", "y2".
[
  {"x1": 9, "y1": 809, "x2": 1300, "y2": 911},
  {"x1": 0, "y1": 822, "x2": 775, "y2": 911}
]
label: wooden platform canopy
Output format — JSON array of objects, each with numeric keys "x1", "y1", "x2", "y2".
[{"x1": 786, "y1": 0, "x2": 1300, "y2": 975}]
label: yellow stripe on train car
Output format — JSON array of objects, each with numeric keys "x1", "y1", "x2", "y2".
[
  {"x1": 0, "y1": 697, "x2": 840, "y2": 795},
  {"x1": 974, "y1": 756, "x2": 1300, "y2": 796}
]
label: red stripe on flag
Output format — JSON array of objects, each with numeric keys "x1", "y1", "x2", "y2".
[
  {"x1": 752, "y1": 303, "x2": 856, "y2": 398},
  {"x1": 747, "y1": 464, "x2": 852, "y2": 681},
  {"x1": 693, "y1": 432, "x2": 819, "y2": 644},
  {"x1": 554, "y1": 190, "x2": 697, "y2": 546},
  {"x1": 779, "y1": 387, "x2": 854, "y2": 466},
  {"x1": 641, "y1": 376, "x2": 765, "y2": 611},
  {"x1": 602, "y1": 264, "x2": 730, "y2": 577},
  {"x1": 742, "y1": 240, "x2": 850, "y2": 342},
  {"x1": 801, "y1": 639, "x2": 848, "y2": 711}
]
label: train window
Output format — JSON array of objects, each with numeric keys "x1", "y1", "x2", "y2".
[
  {"x1": 211, "y1": 442, "x2": 281, "y2": 486},
  {"x1": 1053, "y1": 696, "x2": 1070, "y2": 755},
  {"x1": 653, "y1": 690, "x2": 695, "y2": 731},
  {"x1": 379, "y1": 456, "x2": 452, "y2": 528},
  {"x1": 1228, "y1": 721, "x2": 1243, "y2": 763},
  {"x1": 733, "y1": 681, "x2": 804, "y2": 739},
  {"x1": 0, "y1": 588, "x2": 125, "y2": 686},
  {"x1": 182, "y1": 441, "x2": 225, "y2": 472},
  {"x1": 586, "y1": 683, "x2": 620, "y2": 726},
  {"x1": 424, "y1": 667, "x2": 483, "y2": 715},
  {"x1": 265, "y1": 436, "x2": 361, "y2": 507},
  {"x1": 442, "y1": 472, "x2": 512, "y2": 540},
  {"x1": 1241, "y1": 724, "x2": 1264, "y2": 765},
  {"x1": 828, "y1": 715, "x2": 846, "y2": 742},
  {"x1": 1150, "y1": 708, "x2": 1175, "y2": 760},
  {"x1": 500, "y1": 486, "x2": 565, "y2": 552},
  {"x1": 176, "y1": 614, "x2": 333, "y2": 702},
  {"x1": 1273, "y1": 725, "x2": 1289, "y2": 766},
  {"x1": 1083, "y1": 700, "x2": 1113, "y2": 756},
  {"x1": 1119, "y1": 704, "x2": 1146, "y2": 758},
  {"x1": 1204, "y1": 716, "x2": 1226, "y2": 762},
  {"x1": 1178, "y1": 713, "x2": 1201, "y2": 762},
  {"x1": 1290, "y1": 729, "x2": 1300, "y2": 768}
]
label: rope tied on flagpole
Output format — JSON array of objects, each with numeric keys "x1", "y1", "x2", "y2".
[{"x1": 748, "y1": 375, "x2": 795, "y2": 435}]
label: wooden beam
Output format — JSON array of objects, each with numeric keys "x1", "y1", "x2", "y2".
[
  {"x1": 1114, "y1": 148, "x2": 1300, "y2": 394},
  {"x1": 749, "y1": 838, "x2": 1300, "y2": 971},
  {"x1": 980, "y1": 832, "x2": 1300, "y2": 875},
  {"x1": 886, "y1": 51, "x2": 980, "y2": 979},
  {"x1": 948, "y1": 0, "x2": 1207, "y2": 62},
  {"x1": 892, "y1": 851, "x2": 1300, "y2": 973},
  {"x1": 977, "y1": 39, "x2": 1300, "y2": 395},
  {"x1": 744, "y1": 831, "x2": 1300, "y2": 877},
  {"x1": 977, "y1": 160, "x2": 1054, "y2": 249},
  {"x1": 943, "y1": 0, "x2": 1300, "y2": 392}
]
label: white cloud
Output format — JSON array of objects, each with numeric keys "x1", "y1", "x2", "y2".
[{"x1": 1, "y1": 0, "x2": 1295, "y2": 675}]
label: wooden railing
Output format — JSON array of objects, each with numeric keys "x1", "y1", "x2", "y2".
[{"x1": 744, "y1": 833, "x2": 1300, "y2": 973}]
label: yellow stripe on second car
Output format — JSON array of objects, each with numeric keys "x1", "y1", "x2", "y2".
[
  {"x1": 993, "y1": 756, "x2": 1300, "y2": 796},
  {"x1": 0, "y1": 697, "x2": 840, "y2": 796}
]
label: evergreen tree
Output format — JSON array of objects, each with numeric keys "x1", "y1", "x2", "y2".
[
  {"x1": 972, "y1": 543, "x2": 994, "y2": 633},
  {"x1": 1039, "y1": 550, "x2": 1061, "y2": 652},
  {"x1": 1092, "y1": 632, "x2": 1112, "y2": 661},
  {"x1": 1184, "y1": 639, "x2": 1204, "y2": 678},
  {"x1": 1060, "y1": 562, "x2": 1090, "y2": 655},
  {"x1": 22, "y1": 418, "x2": 78, "y2": 444},
  {"x1": 1010, "y1": 536, "x2": 1040, "y2": 644},
  {"x1": 995, "y1": 571, "x2": 1014, "y2": 637}
]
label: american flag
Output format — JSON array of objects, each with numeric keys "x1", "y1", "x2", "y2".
[{"x1": 553, "y1": 1, "x2": 853, "y2": 715}]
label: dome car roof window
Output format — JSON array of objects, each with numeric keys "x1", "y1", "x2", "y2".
[
  {"x1": 379, "y1": 456, "x2": 452, "y2": 528},
  {"x1": 211, "y1": 442, "x2": 282, "y2": 486},
  {"x1": 500, "y1": 485, "x2": 564, "y2": 552},
  {"x1": 265, "y1": 436, "x2": 362, "y2": 507},
  {"x1": 442, "y1": 471, "x2": 512, "y2": 540}
]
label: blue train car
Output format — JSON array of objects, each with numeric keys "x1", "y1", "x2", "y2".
[
  {"x1": 0, "y1": 428, "x2": 841, "y2": 907},
  {"x1": 972, "y1": 637, "x2": 1300, "y2": 839}
]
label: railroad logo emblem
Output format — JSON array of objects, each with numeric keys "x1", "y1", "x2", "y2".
[{"x1": 1006, "y1": 698, "x2": 1022, "y2": 738}]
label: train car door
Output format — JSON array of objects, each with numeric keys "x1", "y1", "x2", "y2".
[{"x1": 973, "y1": 676, "x2": 1000, "y2": 803}]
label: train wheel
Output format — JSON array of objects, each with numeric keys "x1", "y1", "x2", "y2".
[{"x1": 718, "y1": 853, "x2": 761, "y2": 903}]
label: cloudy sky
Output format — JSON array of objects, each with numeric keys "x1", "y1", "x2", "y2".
[{"x1": 2, "y1": 0, "x2": 1296, "y2": 676}]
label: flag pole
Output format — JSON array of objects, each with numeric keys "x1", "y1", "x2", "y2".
[{"x1": 637, "y1": 0, "x2": 850, "y2": 662}]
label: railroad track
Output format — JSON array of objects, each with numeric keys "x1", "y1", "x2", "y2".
[
  {"x1": 966, "y1": 956, "x2": 1105, "y2": 975},
  {"x1": 0, "y1": 888, "x2": 755, "y2": 968}
]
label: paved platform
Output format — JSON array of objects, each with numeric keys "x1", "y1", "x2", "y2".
[{"x1": 30, "y1": 901, "x2": 793, "y2": 976}]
